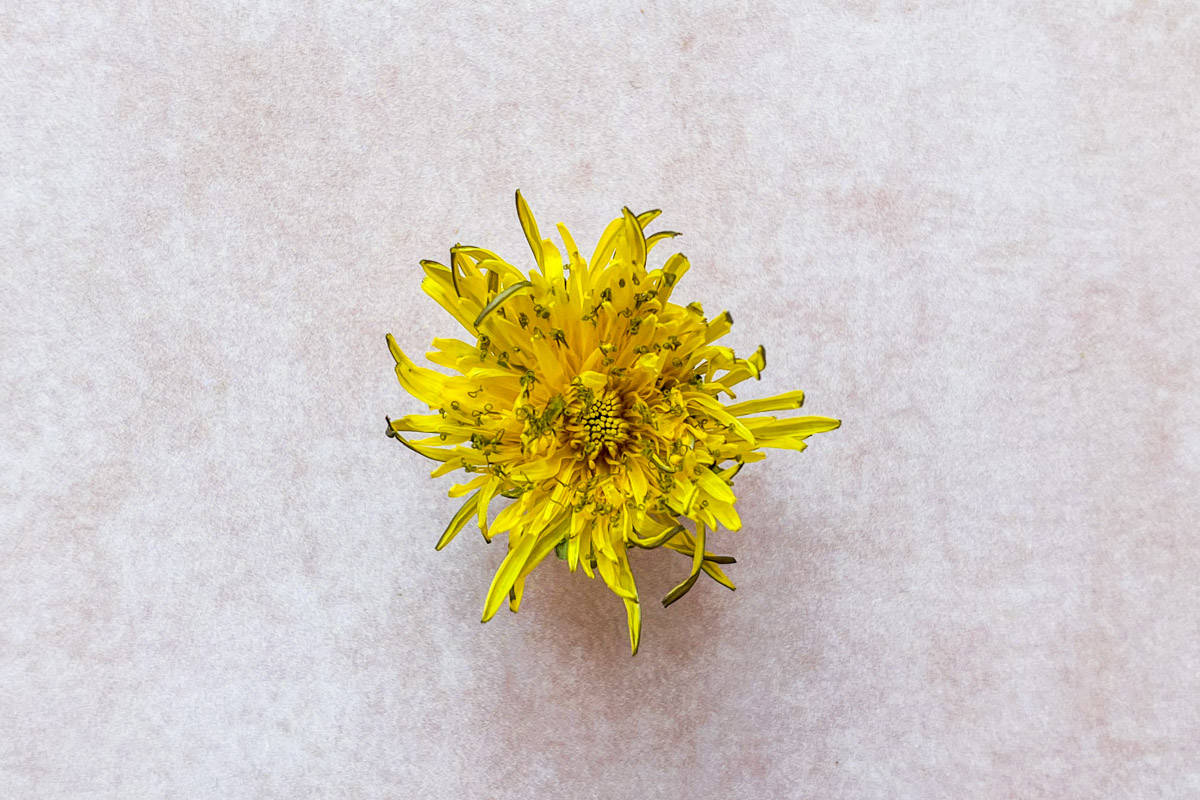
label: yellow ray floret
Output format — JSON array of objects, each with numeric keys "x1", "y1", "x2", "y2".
[{"x1": 385, "y1": 191, "x2": 839, "y2": 654}]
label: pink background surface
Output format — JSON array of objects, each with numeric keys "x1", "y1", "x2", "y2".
[{"x1": 3, "y1": 2, "x2": 1198, "y2": 797}]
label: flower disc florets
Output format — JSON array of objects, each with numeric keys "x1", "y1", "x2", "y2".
[
  {"x1": 385, "y1": 191, "x2": 839, "y2": 653},
  {"x1": 567, "y1": 387, "x2": 629, "y2": 462}
]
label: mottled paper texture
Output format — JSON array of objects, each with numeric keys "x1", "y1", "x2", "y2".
[{"x1": 3, "y1": 1, "x2": 1198, "y2": 797}]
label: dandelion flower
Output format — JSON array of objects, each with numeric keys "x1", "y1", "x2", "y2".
[{"x1": 385, "y1": 192, "x2": 839, "y2": 654}]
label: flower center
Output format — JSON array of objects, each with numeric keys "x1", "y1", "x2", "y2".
[
  {"x1": 582, "y1": 393, "x2": 623, "y2": 442},
  {"x1": 568, "y1": 388, "x2": 630, "y2": 461}
]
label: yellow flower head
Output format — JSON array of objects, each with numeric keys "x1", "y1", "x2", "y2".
[{"x1": 385, "y1": 192, "x2": 839, "y2": 654}]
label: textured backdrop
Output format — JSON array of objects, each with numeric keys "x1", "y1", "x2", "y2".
[{"x1": 3, "y1": 1, "x2": 1198, "y2": 797}]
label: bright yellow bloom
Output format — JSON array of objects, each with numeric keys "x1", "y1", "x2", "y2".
[{"x1": 385, "y1": 192, "x2": 839, "y2": 654}]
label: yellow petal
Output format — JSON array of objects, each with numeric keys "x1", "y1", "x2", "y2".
[
  {"x1": 745, "y1": 416, "x2": 841, "y2": 438},
  {"x1": 634, "y1": 209, "x2": 662, "y2": 228},
  {"x1": 507, "y1": 453, "x2": 567, "y2": 484},
  {"x1": 436, "y1": 491, "x2": 481, "y2": 550},
  {"x1": 684, "y1": 391, "x2": 755, "y2": 444},
  {"x1": 508, "y1": 577, "x2": 525, "y2": 612},
  {"x1": 594, "y1": 551, "x2": 638, "y2": 601},
  {"x1": 490, "y1": 496, "x2": 529, "y2": 534},
  {"x1": 448, "y1": 474, "x2": 489, "y2": 498},
  {"x1": 387, "y1": 429, "x2": 485, "y2": 465},
  {"x1": 628, "y1": 519, "x2": 685, "y2": 549},
  {"x1": 626, "y1": 459, "x2": 649, "y2": 505},
  {"x1": 624, "y1": 598, "x2": 642, "y2": 655},
  {"x1": 759, "y1": 436, "x2": 808, "y2": 452},
  {"x1": 476, "y1": 477, "x2": 500, "y2": 538},
  {"x1": 575, "y1": 370, "x2": 608, "y2": 390},
  {"x1": 567, "y1": 513, "x2": 584, "y2": 572},
  {"x1": 481, "y1": 531, "x2": 539, "y2": 622},
  {"x1": 540, "y1": 238, "x2": 564, "y2": 290},
  {"x1": 419, "y1": 259, "x2": 451, "y2": 282},
  {"x1": 709, "y1": 500, "x2": 742, "y2": 532},
  {"x1": 622, "y1": 207, "x2": 647, "y2": 270},
  {"x1": 656, "y1": 253, "x2": 690, "y2": 302},
  {"x1": 474, "y1": 257, "x2": 528, "y2": 284},
  {"x1": 514, "y1": 522, "x2": 569, "y2": 583},
  {"x1": 696, "y1": 468, "x2": 736, "y2": 504},
  {"x1": 645, "y1": 230, "x2": 679, "y2": 254},
  {"x1": 703, "y1": 310, "x2": 734, "y2": 344},
  {"x1": 724, "y1": 390, "x2": 805, "y2": 416},
  {"x1": 556, "y1": 222, "x2": 583, "y2": 267},
  {"x1": 662, "y1": 522, "x2": 706, "y2": 607},
  {"x1": 388, "y1": 414, "x2": 472, "y2": 438},
  {"x1": 720, "y1": 345, "x2": 766, "y2": 386},
  {"x1": 515, "y1": 190, "x2": 544, "y2": 269},
  {"x1": 700, "y1": 560, "x2": 736, "y2": 591},
  {"x1": 387, "y1": 334, "x2": 450, "y2": 406},
  {"x1": 473, "y1": 280, "x2": 533, "y2": 329},
  {"x1": 588, "y1": 217, "x2": 624, "y2": 275},
  {"x1": 421, "y1": 275, "x2": 479, "y2": 332},
  {"x1": 505, "y1": 522, "x2": 569, "y2": 614}
]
